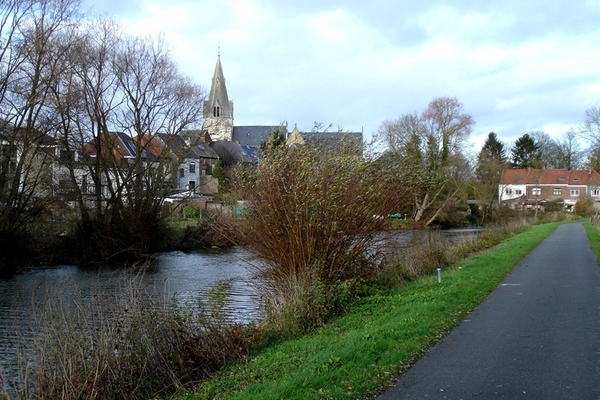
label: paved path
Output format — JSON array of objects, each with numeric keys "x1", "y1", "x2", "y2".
[{"x1": 376, "y1": 222, "x2": 600, "y2": 399}]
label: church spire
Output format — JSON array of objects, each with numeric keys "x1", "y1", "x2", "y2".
[{"x1": 202, "y1": 51, "x2": 234, "y2": 141}]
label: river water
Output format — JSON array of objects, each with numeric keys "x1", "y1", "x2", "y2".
[{"x1": 0, "y1": 247, "x2": 261, "y2": 389}]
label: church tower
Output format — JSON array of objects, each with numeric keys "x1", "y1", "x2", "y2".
[{"x1": 202, "y1": 52, "x2": 234, "y2": 141}]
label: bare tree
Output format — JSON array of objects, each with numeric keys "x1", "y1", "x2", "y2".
[
  {"x1": 376, "y1": 112, "x2": 424, "y2": 155},
  {"x1": 0, "y1": 0, "x2": 80, "y2": 270},
  {"x1": 554, "y1": 130, "x2": 584, "y2": 170},
  {"x1": 529, "y1": 130, "x2": 584, "y2": 169},
  {"x1": 48, "y1": 23, "x2": 206, "y2": 263},
  {"x1": 421, "y1": 96, "x2": 473, "y2": 171},
  {"x1": 376, "y1": 96, "x2": 473, "y2": 226},
  {"x1": 581, "y1": 106, "x2": 600, "y2": 146}
]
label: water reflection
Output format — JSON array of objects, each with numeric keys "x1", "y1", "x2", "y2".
[
  {"x1": 149, "y1": 248, "x2": 261, "y2": 321},
  {"x1": 0, "y1": 248, "x2": 261, "y2": 389}
]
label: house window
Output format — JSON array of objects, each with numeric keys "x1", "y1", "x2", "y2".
[
  {"x1": 570, "y1": 189, "x2": 580, "y2": 197},
  {"x1": 592, "y1": 189, "x2": 600, "y2": 196},
  {"x1": 188, "y1": 181, "x2": 195, "y2": 191},
  {"x1": 553, "y1": 188, "x2": 561, "y2": 196},
  {"x1": 81, "y1": 174, "x2": 89, "y2": 193},
  {"x1": 532, "y1": 188, "x2": 541, "y2": 196},
  {"x1": 179, "y1": 168, "x2": 184, "y2": 178},
  {"x1": 60, "y1": 149, "x2": 75, "y2": 162},
  {"x1": 505, "y1": 189, "x2": 513, "y2": 195},
  {"x1": 515, "y1": 189, "x2": 523, "y2": 195},
  {"x1": 189, "y1": 163, "x2": 196, "y2": 173}
]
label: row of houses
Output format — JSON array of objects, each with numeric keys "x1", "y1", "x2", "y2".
[
  {"x1": 499, "y1": 168, "x2": 600, "y2": 211},
  {"x1": 1, "y1": 53, "x2": 363, "y2": 205},
  {"x1": 12, "y1": 123, "x2": 359, "y2": 204}
]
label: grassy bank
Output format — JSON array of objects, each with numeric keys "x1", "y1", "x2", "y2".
[
  {"x1": 584, "y1": 221, "x2": 600, "y2": 263},
  {"x1": 182, "y1": 222, "x2": 561, "y2": 399}
]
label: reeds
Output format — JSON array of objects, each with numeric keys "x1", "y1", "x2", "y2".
[
  {"x1": 379, "y1": 219, "x2": 534, "y2": 284},
  {"x1": 2, "y1": 271, "x2": 258, "y2": 399}
]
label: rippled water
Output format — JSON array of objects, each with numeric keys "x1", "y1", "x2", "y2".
[{"x1": 0, "y1": 247, "x2": 261, "y2": 390}]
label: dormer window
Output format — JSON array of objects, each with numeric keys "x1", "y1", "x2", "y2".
[{"x1": 559, "y1": 176, "x2": 565, "y2": 180}]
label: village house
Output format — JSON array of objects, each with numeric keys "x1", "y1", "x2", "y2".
[
  {"x1": 499, "y1": 168, "x2": 600, "y2": 211},
  {"x1": 142, "y1": 133, "x2": 219, "y2": 196},
  {"x1": 0, "y1": 124, "x2": 92, "y2": 201}
]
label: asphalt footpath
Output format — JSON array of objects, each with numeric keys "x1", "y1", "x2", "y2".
[{"x1": 376, "y1": 222, "x2": 600, "y2": 399}]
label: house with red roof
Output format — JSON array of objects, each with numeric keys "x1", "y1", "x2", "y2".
[{"x1": 499, "y1": 169, "x2": 600, "y2": 211}]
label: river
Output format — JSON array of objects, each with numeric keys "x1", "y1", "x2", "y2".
[{"x1": 0, "y1": 247, "x2": 261, "y2": 390}]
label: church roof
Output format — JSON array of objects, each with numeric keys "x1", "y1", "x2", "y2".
[
  {"x1": 232, "y1": 125, "x2": 288, "y2": 147},
  {"x1": 286, "y1": 128, "x2": 363, "y2": 155},
  {"x1": 301, "y1": 131, "x2": 362, "y2": 148}
]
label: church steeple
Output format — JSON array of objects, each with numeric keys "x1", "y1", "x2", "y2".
[{"x1": 202, "y1": 52, "x2": 234, "y2": 141}]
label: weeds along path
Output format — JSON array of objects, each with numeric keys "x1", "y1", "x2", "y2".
[{"x1": 188, "y1": 222, "x2": 564, "y2": 399}]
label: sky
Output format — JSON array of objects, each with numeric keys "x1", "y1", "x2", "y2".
[{"x1": 83, "y1": 0, "x2": 600, "y2": 155}]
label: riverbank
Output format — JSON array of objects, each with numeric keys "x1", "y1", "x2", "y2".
[{"x1": 179, "y1": 222, "x2": 565, "y2": 399}]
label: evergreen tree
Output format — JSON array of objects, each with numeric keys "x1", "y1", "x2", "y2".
[
  {"x1": 261, "y1": 129, "x2": 286, "y2": 152},
  {"x1": 511, "y1": 133, "x2": 541, "y2": 169},
  {"x1": 474, "y1": 132, "x2": 508, "y2": 224},
  {"x1": 476, "y1": 132, "x2": 507, "y2": 183},
  {"x1": 481, "y1": 132, "x2": 507, "y2": 163}
]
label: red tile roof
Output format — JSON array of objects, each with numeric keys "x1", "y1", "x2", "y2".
[{"x1": 500, "y1": 169, "x2": 600, "y2": 185}]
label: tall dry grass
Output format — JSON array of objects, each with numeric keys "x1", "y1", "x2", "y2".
[
  {"x1": 1, "y1": 272, "x2": 259, "y2": 399},
  {"x1": 378, "y1": 219, "x2": 533, "y2": 284}
]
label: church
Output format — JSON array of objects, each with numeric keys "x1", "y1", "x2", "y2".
[{"x1": 194, "y1": 53, "x2": 363, "y2": 164}]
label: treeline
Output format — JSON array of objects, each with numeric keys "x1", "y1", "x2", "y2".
[
  {"x1": 2, "y1": 1, "x2": 598, "y2": 275},
  {"x1": 0, "y1": 0, "x2": 206, "y2": 272},
  {"x1": 376, "y1": 97, "x2": 600, "y2": 225}
]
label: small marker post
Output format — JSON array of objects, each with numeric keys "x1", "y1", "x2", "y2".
[{"x1": 437, "y1": 267, "x2": 442, "y2": 283}]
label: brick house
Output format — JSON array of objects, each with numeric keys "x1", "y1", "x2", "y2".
[{"x1": 499, "y1": 168, "x2": 600, "y2": 211}]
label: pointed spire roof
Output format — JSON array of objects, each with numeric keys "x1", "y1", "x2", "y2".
[{"x1": 206, "y1": 54, "x2": 232, "y2": 117}]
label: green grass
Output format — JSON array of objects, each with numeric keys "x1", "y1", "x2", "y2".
[
  {"x1": 180, "y1": 222, "x2": 561, "y2": 400},
  {"x1": 584, "y1": 222, "x2": 600, "y2": 265}
]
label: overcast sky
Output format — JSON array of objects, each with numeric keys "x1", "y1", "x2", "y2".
[{"x1": 83, "y1": 0, "x2": 600, "y2": 153}]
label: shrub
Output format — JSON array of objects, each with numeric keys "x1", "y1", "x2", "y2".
[
  {"x1": 234, "y1": 145, "x2": 398, "y2": 335},
  {"x1": 575, "y1": 195, "x2": 595, "y2": 216},
  {"x1": 183, "y1": 205, "x2": 200, "y2": 219}
]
